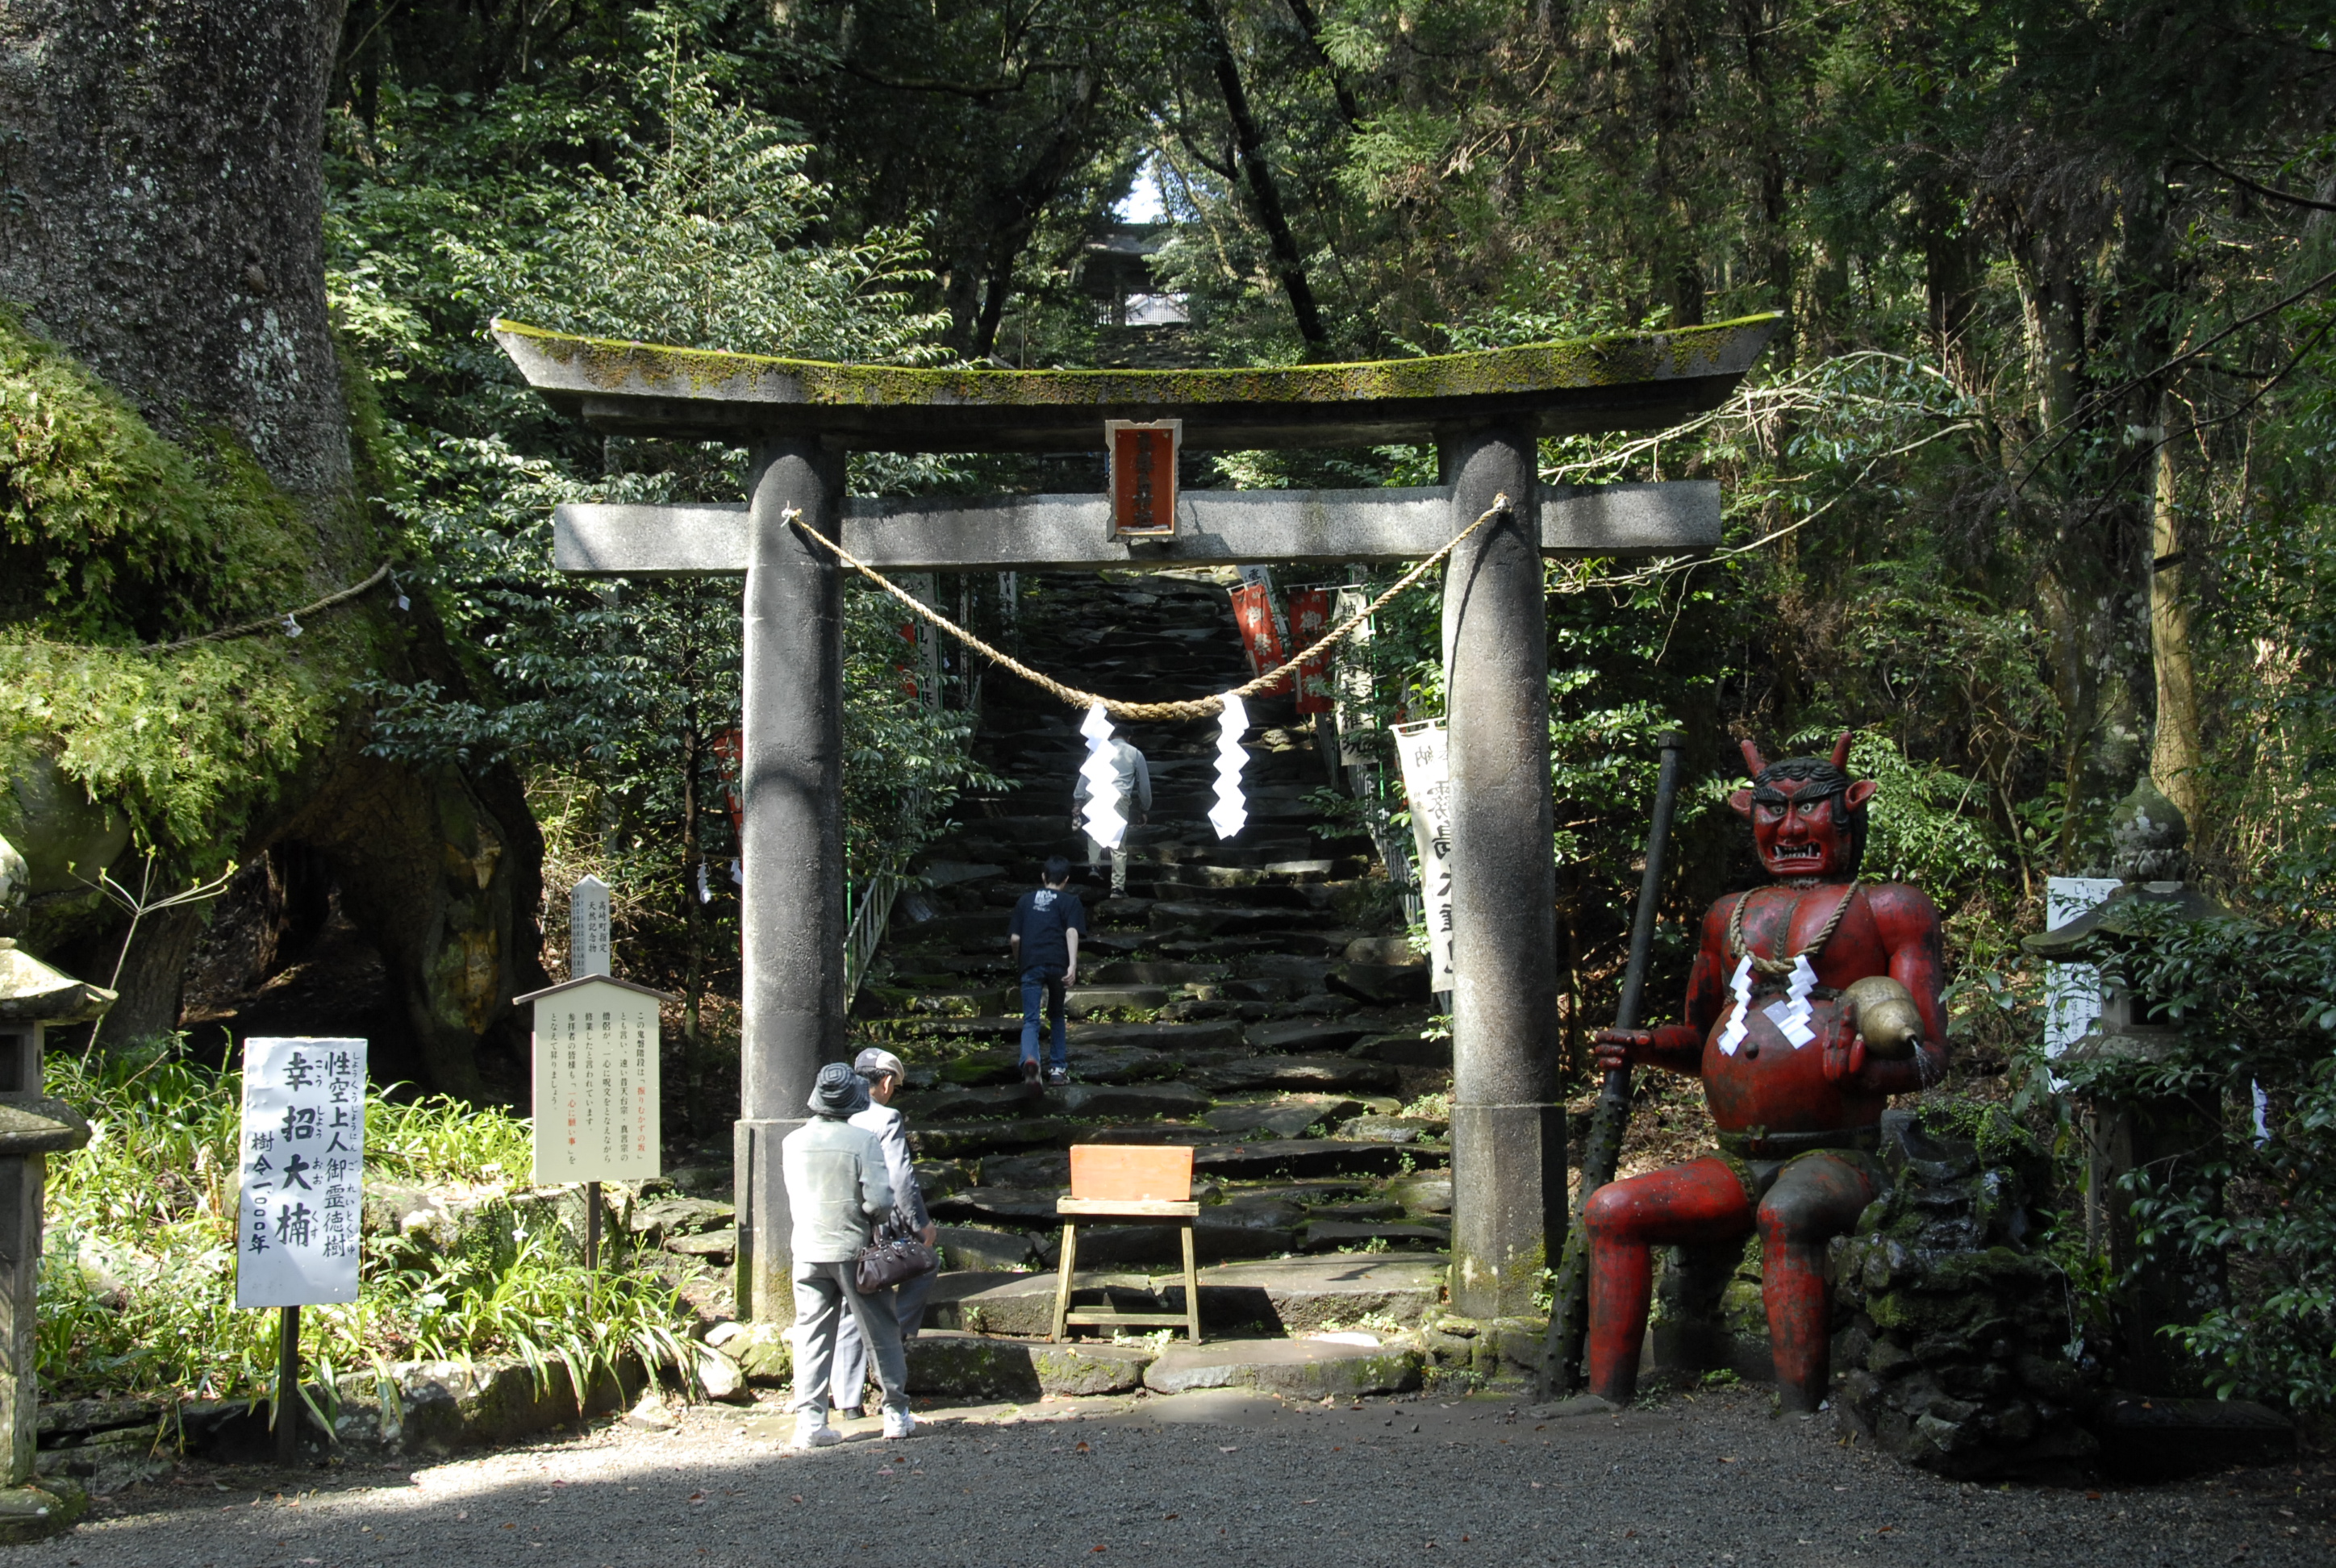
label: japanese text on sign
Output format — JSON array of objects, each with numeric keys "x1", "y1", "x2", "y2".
[
  {"x1": 236, "y1": 1036, "x2": 367, "y2": 1308},
  {"x1": 1394, "y1": 721, "x2": 1455, "y2": 990},
  {"x1": 530, "y1": 979, "x2": 662, "y2": 1183}
]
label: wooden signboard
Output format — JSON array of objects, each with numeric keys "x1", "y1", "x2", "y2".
[
  {"x1": 1070, "y1": 1143, "x2": 1195, "y2": 1202},
  {"x1": 519, "y1": 974, "x2": 670, "y2": 1184},
  {"x1": 1106, "y1": 419, "x2": 1179, "y2": 537},
  {"x1": 236, "y1": 1037, "x2": 367, "y2": 1308}
]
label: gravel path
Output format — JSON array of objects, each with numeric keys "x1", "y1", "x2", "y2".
[{"x1": 19, "y1": 1385, "x2": 2330, "y2": 1568}]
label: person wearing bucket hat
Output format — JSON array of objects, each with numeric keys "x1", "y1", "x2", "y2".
[
  {"x1": 830, "y1": 1048, "x2": 939, "y2": 1418},
  {"x1": 781, "y1": 1062, "x2": 915, "y2": 1446}
]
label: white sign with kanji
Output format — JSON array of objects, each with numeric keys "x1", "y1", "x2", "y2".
[
  {"x1": 236, "y1": 1036, "x2": 367, "y2": 1309},
  {"x1": 1393, "y1": 720, "x2": 1454, "y2": 991},
  {"x1": 526, "y1": 975, "x2": 662, "y2": 1184}
]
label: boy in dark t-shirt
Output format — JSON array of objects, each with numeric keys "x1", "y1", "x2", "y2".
[{"x1": 1008, "y1": 856, "x2": 1087, "y2": 1085}]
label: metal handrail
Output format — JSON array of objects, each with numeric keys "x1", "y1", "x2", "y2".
[{"x1": 843, "y1": 869, "x2": 905, "y2": 1002}]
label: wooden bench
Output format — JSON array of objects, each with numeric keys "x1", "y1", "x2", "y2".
[{"x1": 1050, "y1": 1145, "x2": 1202, "y2": 1345}]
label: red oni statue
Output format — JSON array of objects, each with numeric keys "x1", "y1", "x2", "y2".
[{"x1": 1587, "y1": 733, "x2": 1949, "y2": 1412}]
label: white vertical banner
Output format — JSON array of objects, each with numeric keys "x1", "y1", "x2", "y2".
[
  {"x1": 236, "y1": 1037, "x2": 367, "y2": 1309},
  {"x1": 1393, "y1": 720, "x2": 1454, "y2": 990},
  {"x1": 526, "y1": 976, "x2": 665, "y2": 1184},
  {"x1": 1331, "y1": 584, "x2": 1377, "y2": 765},
  {"x1": 2044, "y1": 876, "x2": 2121, "y2": 1064}
]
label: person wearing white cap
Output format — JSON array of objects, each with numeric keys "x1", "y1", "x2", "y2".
[
  {"x1": 781, "y1": 1062, "x2": 916, "y2": 1447},
  {"x1": 830, "y1": 1047, "x2": 939, "y2": 1419}
]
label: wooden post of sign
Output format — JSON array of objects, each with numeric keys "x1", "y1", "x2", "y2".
[
  {"x1": 585, "y1": 1184, "x2": 602, "y2": 1271},
  {"x1": 276, "y1": 1304, "x2": 300, "y2": 1466}
]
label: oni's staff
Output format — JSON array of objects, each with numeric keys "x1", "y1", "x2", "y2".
[{"x1": 1541, "y1": 730, "x2": 1686, "y2": 1395}]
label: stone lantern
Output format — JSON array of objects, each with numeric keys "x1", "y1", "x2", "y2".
[
  {"x1": 0, "y1": 832, "x2": 106, "y2": 1541},
  {"x1": 2021, "y1": 778, "x2": 2226, "y2": 1395}
]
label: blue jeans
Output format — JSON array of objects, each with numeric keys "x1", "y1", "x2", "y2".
[{"x1": 1020, "y1": 964, "x2": 1068, "y2": 1071}]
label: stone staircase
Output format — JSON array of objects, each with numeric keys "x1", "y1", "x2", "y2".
[{"x1": 837, "y1": 568, "x2": 1491, "y2": 1397}]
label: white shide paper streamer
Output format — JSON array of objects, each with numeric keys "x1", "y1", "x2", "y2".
[
  {"x1": 1078, "y1": 703, "x2": 1128, "y2": 849},
  {"x1": 1208, "y1": 692, "x2": 1249, "y2": 840}
]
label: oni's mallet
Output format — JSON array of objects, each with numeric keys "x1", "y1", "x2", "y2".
[
  {"x1": 0, "y1": 833, "x2": 106, "y2": 1539},
  {"x1": 1541, "y1": 732, "x2": 1686, "y2": 1394}
]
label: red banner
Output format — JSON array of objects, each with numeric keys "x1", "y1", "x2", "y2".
[
  {"x1": 1287, "y1": 586, "x2": 1334, "y2": 715},
  {"x1": 711, "y1": 728, "x2": 745, "y2": 846},
  {"x1": 1228, "y1": 581, "x2": 1290, "y2": 694}
]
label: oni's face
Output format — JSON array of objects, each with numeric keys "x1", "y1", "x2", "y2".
[{"x1": 1728, "y1": 777, "x2": 1876, "y2": 880}]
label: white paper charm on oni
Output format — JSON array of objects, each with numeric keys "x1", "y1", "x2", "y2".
[{"x1": 1716, "y1": 956, "x2": 1754, "y2": 1056}]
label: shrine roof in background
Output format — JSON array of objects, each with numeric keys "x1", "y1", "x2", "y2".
[{"x1": 490, "y1": 315, "x2": 1782, "y2": 452}]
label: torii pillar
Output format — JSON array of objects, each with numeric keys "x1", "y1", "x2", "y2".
[
  {"x1": 494, "y1": 315, "x2": 1779, "y2": 1324},
  {"x1": 1441, "y1": 426, "x2": 1560, "y2": 1316},
  {"x1": 735, "y1": 440, "x2": 846, "y2": 1319}
]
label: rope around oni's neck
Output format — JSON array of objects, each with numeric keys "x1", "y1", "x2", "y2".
[
  {"x1": 1726, "y1": 879, "x2": 1860, "y2": 977},
  {"x1": 782, "y1": 494, "x2": 1512, "y2": 724}
]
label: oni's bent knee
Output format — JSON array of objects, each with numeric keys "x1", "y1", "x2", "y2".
[{"x1": 1583, "y1": 1182, "x2": 1643, "y2": 1241}]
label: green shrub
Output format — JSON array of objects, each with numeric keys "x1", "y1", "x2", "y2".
[{"x1": 40, "y1": 1049, "x2": 698, "y2": 1409}]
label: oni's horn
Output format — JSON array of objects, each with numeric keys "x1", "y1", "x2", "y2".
[
  {"x1": 1830, "y1": 731, "x2": 1854, "y2": 772},
  {"x1": 1738, "y1": 738, "x2": 1770, "y2": 781}
]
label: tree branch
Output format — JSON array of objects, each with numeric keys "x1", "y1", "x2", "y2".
[
  {"x1": 2181, "y1": 148, "x2": 2336, "y2": 213},
  {"x1": 1190, "y1": 0, "x2": 1329, "y2": 351}
]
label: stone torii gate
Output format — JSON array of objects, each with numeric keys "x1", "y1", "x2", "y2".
[{"x1": 494, "y1": 315, "x2": 1778, "y2": 1324}]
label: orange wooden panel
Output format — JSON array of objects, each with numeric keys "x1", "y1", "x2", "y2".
[{"x1": 1070, "y1": 1143, "x2": 1194, "y2": 1201}]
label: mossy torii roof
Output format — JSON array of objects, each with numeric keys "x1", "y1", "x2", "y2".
[{"x1": 492, "y1": 315, "x2": 1782, "y2": 452}]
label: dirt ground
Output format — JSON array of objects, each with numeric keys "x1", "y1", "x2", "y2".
[{"x1": 20, "y1": 1383, "x2": 2330, "y2": 1568}]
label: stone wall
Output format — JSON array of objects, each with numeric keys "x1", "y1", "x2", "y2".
[{"x1": 1829, "y1": 1107, "x2": 2098, "y2": 1480}]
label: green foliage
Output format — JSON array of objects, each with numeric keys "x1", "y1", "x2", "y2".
[
  {"x1": 2052, "y1": 894, "x2": 2336, "y2": 1412},
  {"x1": 0, "y1": 638, "x2": 335, "y2": 862},
  {"x1": 40, "y1": 1048, "x2": 697, "y2": 1407},
  {"x1": 0, "y1": 310, "x2": 307, "y2": 644},
  {"x1": 0, "y1": 309, "x2": 344, "y2": 863}
]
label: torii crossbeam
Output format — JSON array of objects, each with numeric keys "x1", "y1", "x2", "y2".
[{"x1": 495, "y1": 314, "x2": 1780, "y2": 1324}]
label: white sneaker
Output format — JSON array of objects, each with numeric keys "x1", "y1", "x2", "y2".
[
  {"x1": 792, "y1": 1414, "x2": 841, "y2": 1449},
  {"x1": 882, "y1": 1407, "x2": 916, "y2": 1440}
]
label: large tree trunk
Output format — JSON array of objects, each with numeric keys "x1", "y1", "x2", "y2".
[
  {"x1": 0, "y1": 0, "x2": 352, "y2": 494},
  {"x1": 0, "y1": 1, "x2": 546, "y2": 1091}
]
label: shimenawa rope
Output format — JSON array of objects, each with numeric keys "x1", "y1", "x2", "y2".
[{"x1": 784, "y1": 493, "x2": 1512, "y2": 722}]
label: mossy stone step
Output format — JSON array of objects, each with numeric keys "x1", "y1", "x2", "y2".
[
  {"x1": 1199, "y1": 1097, "x2": 1366, "y2": 1138},
  {"x1": 1141, "y1": 1337, "x2": 1421, "y2": 1398},
  {"x1": 903, "y1": 1333, "x2": 1154, "y2": 1400},
  {"x1": 1299, "y1": 1219, "x2": 1450, "y2": 1252}
]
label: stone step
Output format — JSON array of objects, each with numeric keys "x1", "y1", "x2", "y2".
[
  {"x1": 1069, "y1": 1019, "x2": 1245, "y2": 1053},
  {"x1": 1299, "y1": 1219, "x2": 1450, "y2": 1253},
  {"x1": 1149, "y1": 902, "x2": 1339, "y2": 936},
  {"x1": 911, "y1": 1117, "x2": 1078, "y2": 1159},
  {"x1": 944, "y1": 1253, "x2": 1445, "y2": 1337},
  {"x1": 1194, "y1": 1051, "x2": 1398, "y2": 1093},
  {"x1": 1191, "y1": 1136, "x2": 1441, "y2": 1178},
  {"x1": 904, "y1": 1333, "x2": 1155, "y2": 1400},
  {"x1": 1198, "y1": 1095, "x2": 1373, "y2": 1139},
  {"x1": 1348, "y1": 1032, "x2": 1454, "y2": 1067},
  {"x1": 1244, "y1": 1020, "x2": 1381, "y2": 1055},
  {"x1": 1090, "y1": 960, "x2": 1232, "y2": 985},
  {"x1": 901, "y1": 1080, "x2": 1215, "y2": 1123},
  {"x1": 1141, "y1": 1337, "x2": 1420, "y2": 1398}
]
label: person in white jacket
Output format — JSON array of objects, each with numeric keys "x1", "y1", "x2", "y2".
[
  {"x1": 830, "y1": 1047, "x2": 939, "y2": 1418},
  {"x1": 781, "y1": 1063, "x2": 915, "y2": 1448}
]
